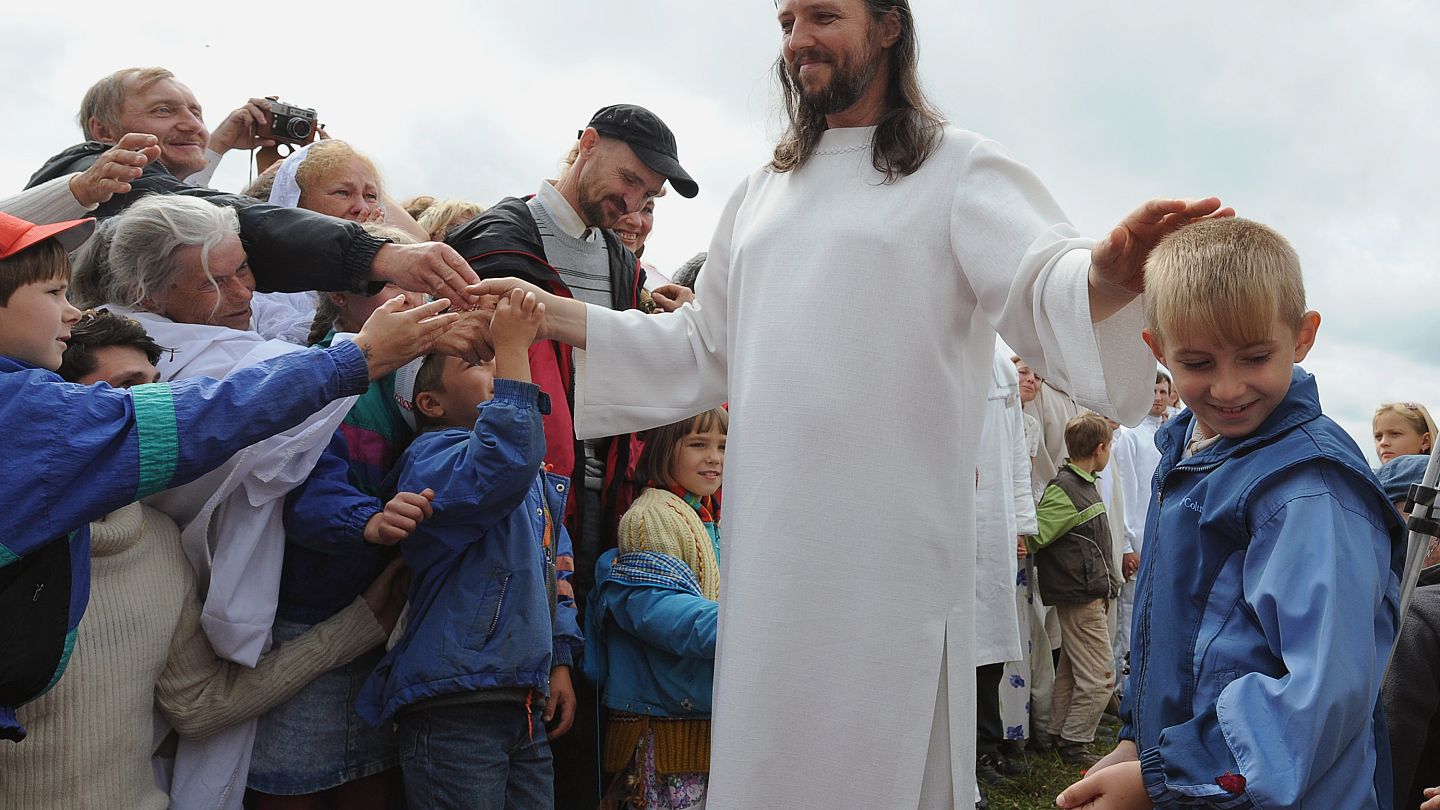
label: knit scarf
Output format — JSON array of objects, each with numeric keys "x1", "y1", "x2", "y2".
[{"x1": 620, "y1": 488, "x2": 720, "y2": 600}]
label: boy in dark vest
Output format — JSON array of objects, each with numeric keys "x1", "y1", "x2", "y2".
[{"x1": 1031, "y1": 412, "x2": 1120, "y2": 766}]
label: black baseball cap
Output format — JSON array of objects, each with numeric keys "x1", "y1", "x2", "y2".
[{"x1": 583, "y1": 104, "x2": 699, "y2": 198}]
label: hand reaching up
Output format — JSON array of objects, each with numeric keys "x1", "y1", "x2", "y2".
[
  {"x1": 490, "y1": 288, "x2": 545, "y2": 355},
  {"x1": 364, "y1": 489, "x2": 436, "y2": 546},
  {"x1": 353, "y1": 296, "x2": 458, "y2": 380},
  {"x1": 70, "y1": 134, "x2": 162, "y2": 208}
]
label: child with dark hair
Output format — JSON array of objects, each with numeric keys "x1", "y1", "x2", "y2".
[
  {"x1": 1030, "y1": 412, "x2": 1119, "y2": 766},
  {"x1": 358, "y1": 289, "x2": 582, "y2": 809},
  {"x1": 586, "y1": 408, "x2": 727, "y2": 809}
]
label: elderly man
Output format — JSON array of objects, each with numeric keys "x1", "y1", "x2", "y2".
[
  {"x1": 21, "y1": 67, "x2": 477, "y2": 305},
  {"x1": 447, "y1": 102, "x2": 697, "y2": 808},
  {"x1": 478, "y1": 1, "x2": 1233, "y2": 806}
]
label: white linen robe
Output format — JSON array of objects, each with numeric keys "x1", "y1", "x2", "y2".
[{"x1": 575, "y1": 126, "x2": 1152, "y2": 809}]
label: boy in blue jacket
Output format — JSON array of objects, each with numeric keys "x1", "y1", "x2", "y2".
[
  {"x1": 0, "y1": 212, "x2": 455, "y2": 742},
  {"x1": 358, "y1": 288, "x2": 582, "y2": 810},
  {"x1": 1058, "y1": 218, "x2": 1406, "y2": 810}
]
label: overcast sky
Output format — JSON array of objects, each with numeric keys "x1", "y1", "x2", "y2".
[{"x1": 3, "y1": 1, "x2": 1436, "y2": 462}]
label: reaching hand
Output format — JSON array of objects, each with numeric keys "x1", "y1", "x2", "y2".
[
  {"x1": 361, "y1": 558, "x2": 410, "y2": 635},
  {"x1": 352, "y1": 296, "x2": 458, "y2": 380},
  {"x1": 1056, "y1": 759, "x2": 1151, "y2": 809},
  {"x1": 491, "y1": 288, "x2": 545, "y2": 355},
  {"x1": 1091, "y1": 198, "x2": 1235, "y2": 297},
  {"x1": 208, "y1": 97, "x2": 277, "y2": 154},
  {"x1": 70, "y1": 134, "x2": 161, "y2": 208},
  {"x1": 650, "y1": 283, "x2": 695, "y2": 312},
  {"x1": 545, "y1": 666, "x2": 577, "y2": 739},
  {"x1": 364, "y1": 489, "x2": 436, "y2": 545},
  {"x1": 372, "y1": 241, "x2": 481, "y2": 306},
  {"x1": 432, "y1": 302, "x2": 499, "y2": 365}
]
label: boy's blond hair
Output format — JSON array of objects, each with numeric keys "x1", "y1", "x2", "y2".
[
  {"x1": 1144, "y1": 218, "x2": 1306, "y2": 348},
  {"x1": 1063, "y1": 413, "x2": 1112, "y2": 461}
]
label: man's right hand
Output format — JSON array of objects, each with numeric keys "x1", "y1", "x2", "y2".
[
  {"x1": 371, "y1": 242, "x2": 480, "y2": 306},
  {"x1": 352, "y1": 296, "x2": 458, "y2": 380},
  {"x1": 69, "y1": 133, "x2": 161, "y2": 208}
]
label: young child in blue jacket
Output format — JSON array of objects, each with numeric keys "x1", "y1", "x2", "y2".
[
  {"x1": 585, "y1": 407, "x2": 726, "y2": 809},
  {"x1": 357, "y1": 288, "x2": 582, "y2": 810},
  {"x1": 0, "y1": 212, "x2": 453, "y2": 743},
  {"x1": 1057, "y1": 218, "x2": 1407, "y2": 809}
]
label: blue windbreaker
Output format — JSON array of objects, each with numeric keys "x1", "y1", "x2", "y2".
[
  {"x1": 357, "y1": 379, "x2": 582, "y2": 725},
  {"x1": 1121, "y1": 368, "x2": 1405, "y2": 808}
]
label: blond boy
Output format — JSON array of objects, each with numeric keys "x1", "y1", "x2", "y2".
[{"x1": 1058, "y1": 218, "x2": 1406, "y2": 809}]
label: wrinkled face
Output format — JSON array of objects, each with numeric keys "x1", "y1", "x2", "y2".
[
  {"x1": 299, "y1": 158, "x2": 383, "y2": 222},
  {"x1": 778, "y1": 0, "x2": 887, "y2": 115},
  {"x1": 102, "y1": 78, "x2": 210, "y2": 180},
  {"x1": 1012, "y1": 358, "x2": 1039, "y2": 403},
  {"x1": 670, "y1": 427, "x2": 726, "y2": 497},
  {"x1": 1374, "y1": 411, "x2": 1431, "y2": 464},
  {"x1": 0, "y1": 275, "x2": 81, "y2": 370},
  {"x1": 575, "y1": 139, "x2": 666, "y2": 230},
  {"x1": 76, "y1": 344, "x2": 161, "y2": 388},
  {"x1": 147, "y1": 234, "x2": 254, "y2": 331},
  {"x1": 1144, "y1": 313, "x2": 1318, "y2": 441},
  {"x1": 328, "y1": 283, "x2": 421, "y2": 335},
  {"x1": 426, "y1": 355, "x2": 497, "y2": 429},
  {"x1": 613, "y1": 198, "x2": 655, "y2": 256},
  {"x1": 1151, "y1": 380, "x2": 1172, "y2": 417}
]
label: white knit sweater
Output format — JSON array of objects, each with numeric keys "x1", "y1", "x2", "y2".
[{"x1": 0, "y1": 503, "x2": 386, "y2": 810}]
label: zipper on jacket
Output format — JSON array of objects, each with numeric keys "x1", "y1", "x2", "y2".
[{"x1": 484, "y1": 574, "x2": 512, "y2": 645}]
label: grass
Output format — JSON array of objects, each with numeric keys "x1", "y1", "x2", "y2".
[{"x1": 984, "y1": 717, "x2": 1121, "y2": 810}]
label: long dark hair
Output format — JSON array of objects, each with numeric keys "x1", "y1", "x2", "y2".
[{"x1": 770, "y1": 0, "x2": 945, "y2": 182}]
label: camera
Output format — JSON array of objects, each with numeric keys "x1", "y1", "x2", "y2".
[{"x1": 262, "y1": 100, "x2": 318, "y2": 146}]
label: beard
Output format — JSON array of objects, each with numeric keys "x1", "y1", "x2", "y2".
[{"x1": 787, "y1": 33, "x2": 885, "y2": 116}]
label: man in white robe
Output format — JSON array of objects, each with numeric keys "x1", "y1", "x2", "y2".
[{"x1": 477, "y1": 2, "x2": 1230, "y2": 805}]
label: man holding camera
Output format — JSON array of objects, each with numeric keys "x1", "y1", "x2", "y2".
[{"x1": 20, "y1": 66, "x2": 479, "y2": 307}]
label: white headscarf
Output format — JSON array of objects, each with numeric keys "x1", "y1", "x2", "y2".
[{"x1": 266, "y1": 142, "x2": 317, "y2": 208}]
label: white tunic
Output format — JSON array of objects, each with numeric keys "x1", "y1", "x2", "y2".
[
  {"x1": 575, "y1": 126, "x2": 1152, "y2": 809},
  {"x1": 973, "y1": 348, "x2": 1035, "y2": 667}
]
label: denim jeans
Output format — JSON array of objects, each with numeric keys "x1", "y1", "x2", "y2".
[{"x1": 397, "y1": 699, "x2": 554, "y2": 810}]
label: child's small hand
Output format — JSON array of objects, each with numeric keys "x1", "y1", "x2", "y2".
[
  {"x1": 490, "y1": 288, "x2": 545, "y2": 354},
  {"x1": 1056, "y1": 760, "x2": 1150, "y2": 810},
  {"x1": 363, "y1": 488, "x2": 436, "y2": 546},
  {"x1": 1085, "y1": 740, "x2": 1139, "y2": 776},
  {"x1": 545, "y1": 665, "x2": 576, "y2": 739}
]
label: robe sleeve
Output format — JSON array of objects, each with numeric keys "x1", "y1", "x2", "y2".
[
  {"x1": 571, "y1": 181, "x2": 745, "y2": 439},
  {"x1": 949, "y1": 138, "x2": 1152, "y2": 426}
]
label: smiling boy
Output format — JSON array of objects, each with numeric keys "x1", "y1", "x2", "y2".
[{"x1": 1058, "y1": 218, "x2": 1406, "y2": 809}]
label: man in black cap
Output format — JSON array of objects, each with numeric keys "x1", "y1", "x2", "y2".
[{"x1": 445, "y1": 103, "x2": 696, "y2": 809}]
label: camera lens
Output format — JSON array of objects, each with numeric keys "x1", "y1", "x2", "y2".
[{"x1": 285, "y1": 118, "x2": 313, "y2": 139}]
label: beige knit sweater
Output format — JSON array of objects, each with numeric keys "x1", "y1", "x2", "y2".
[{"x1": 0, "y1": 503, "x2": 387, "y2": 810}]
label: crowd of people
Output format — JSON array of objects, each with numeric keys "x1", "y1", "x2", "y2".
[{"x1": 1, "y1": 1, "x2": 1438, "y2": 809}]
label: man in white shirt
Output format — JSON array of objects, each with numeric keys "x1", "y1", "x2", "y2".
[
  {"x1": 476, "y1": 2, "x2": 1230, "y2": 805},
  {"x1": 1109, "y1": 370, "x2": 1174, "y2": 688}
]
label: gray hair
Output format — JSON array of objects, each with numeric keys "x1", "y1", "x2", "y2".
[{"x1": 73, "y1": 195, "x2": 239, "y2": 310}]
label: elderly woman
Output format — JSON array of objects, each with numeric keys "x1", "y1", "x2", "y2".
[{"x1": 71, "y1": 194, "x2": 399, "y2": 810}]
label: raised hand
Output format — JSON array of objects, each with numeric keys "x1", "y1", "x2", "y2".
[
  {"x1": 208, "y1": 97, "x2": 277, "y2": 155},
  {"x1": 70, "y1": 133, "x2": 161, "y2": 208},
  {"x1": 352, "y1": 296, "x2": 458, "y2": 380},
  {"x1": 491, "y1": 288, "x2": 545, "y2": 354},
  {"x1": 363, "y1": 489, "x2": 436, "y2": 546},
  {"x1": 372, "y1": 241, "x2": 481, "y2": 306},
  {"x1": 1091, "y1": 198, "x2": 1235, "y2": 298},
  {"x1": 432, "y1": 300, "x2": 499, "y2": 365}
]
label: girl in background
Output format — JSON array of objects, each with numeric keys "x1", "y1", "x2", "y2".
[
  {"x1": 1374, "y1": 401, "x2": 1436, "y2": 465},
  {"x1": 586, "y1": 409, "x2": 727, "y2": 809}
]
